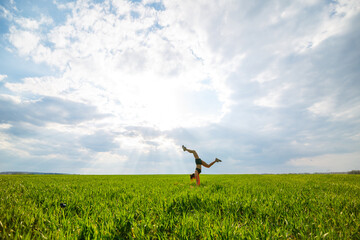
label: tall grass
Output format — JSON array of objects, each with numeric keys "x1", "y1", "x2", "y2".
[{"x1": 1, "y1": 174, "x2": 359, "y2": 239}]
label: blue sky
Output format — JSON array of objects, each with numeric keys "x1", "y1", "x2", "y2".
[{"x1": 0, "y1": 0, "x2": 359, "y2": 174}]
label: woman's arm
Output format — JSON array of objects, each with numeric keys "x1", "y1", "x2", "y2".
[{"x1": 195, "y1": 171, "x2": 200, "y2": 186}]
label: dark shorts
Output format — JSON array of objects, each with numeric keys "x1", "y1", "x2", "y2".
[
  {"x1": 196, "y1": 168, "x2": 201, "y2": 174},
  {"x1": 195, "y1": 158, "x2": 202, "y2": 165}
]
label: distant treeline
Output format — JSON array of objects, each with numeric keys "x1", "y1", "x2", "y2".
[
  {"x1": 348, "y1": 170, "x2": 360, "y2": 174},
  {"x1": 0, "y1": 172, "x2": 70, "y2": 175}
]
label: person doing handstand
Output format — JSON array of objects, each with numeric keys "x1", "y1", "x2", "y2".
[{"x1": 182, "y1": 145, "x2": 222, "y2": 186}]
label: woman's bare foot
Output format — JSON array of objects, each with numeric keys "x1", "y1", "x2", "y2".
[
  {"x1": 215, "y1": 158, "x2": 222, "y2": 162},
  {"x1": 182, "y1": 145, "x2": 186, "y2": 151}
]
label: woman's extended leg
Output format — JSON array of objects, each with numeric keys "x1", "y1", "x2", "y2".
[
  {"x1": 182, "y1": 145, "x2": 200, "y2": 159},
  {"x1": 202, "y1": 158, "x2": 222, "y2": 168}
]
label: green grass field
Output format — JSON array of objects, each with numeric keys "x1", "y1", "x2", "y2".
[{"x1": 1, "y1": 174, "x2": 359, "y2": 239}]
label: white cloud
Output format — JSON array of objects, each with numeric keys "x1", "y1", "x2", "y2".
[
  {"x1": 15, "y1": 17, "x2": 40, "y2": 29},
  {"x1": 94, "y1": 152, "x2": 128, "y2": 164},
  {"x1": 254, "y1": 84, "x2": 291, "y2": 108},
  {"x1": 53, "y1": 0, "x2": 75, "y2": 10},
  {"x1": 294, "y1": 0, "x2": 360, "y2": 52},
  {"x1": 308, "y1": 98, "x2": 334, "y2": 117},
  {"x1": 5, "y1": 76, "x2": 69, "y2": 96},
  {"x1": 6, "y1": 0, "x2": 234, "y2": 131},
  {"x1": 0, "y1": 74, "x2": 7, "y2": 82},
  {"x1": 0, "y1": 5, "x2": 12, "y2": 20},
  {"x1": 0, "y1": 131, "x2": 32, "y2": 158},
  {"x1": 0, "y1": 93, "x2": 21, "y2": 104},
  {"x1": 8, "y1": 27, "x2": 40, "y2": 55},
  {"x1": 251, "y1": 70, "x2": 278, "y2": 84},
  {"x1": 0, "y1": 123, "x2": 12, "y2": 129},
  {"x1": 79, "y1": 151, "x2": 128, "y2": 174},
  {"x1": 308, "y1": 97, "x2": 360, "y2": 121},
  {"x1": 287, "y1": 152, "x2": 360, "y2": 172}
]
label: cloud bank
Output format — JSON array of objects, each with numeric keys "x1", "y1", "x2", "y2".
[{"x1": 0, "y1": 0, "x2": 359, "y2": 174}]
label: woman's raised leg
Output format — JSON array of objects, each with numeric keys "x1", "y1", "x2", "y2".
[
  {"x1": 182, "y1": 145, "x2": 200, "y2": 159},
  {"x1": 202, "y1": 158, "x2": 221, "y2": 168}
]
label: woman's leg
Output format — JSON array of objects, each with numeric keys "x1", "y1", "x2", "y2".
[
  {"x1": 183, "y1": 146, "x2": 200, "y2": 159},
  {"x1": 202, "y1": 158, "x2": 221, "y2": 168}
]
